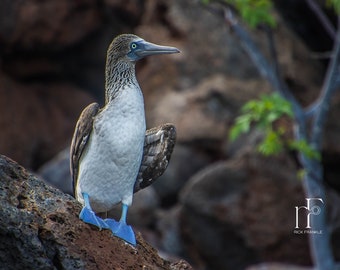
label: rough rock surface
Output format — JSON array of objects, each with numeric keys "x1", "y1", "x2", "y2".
[
  {"x1": 0, "y1": 0, "x2": 100, "y2": 50},
  {"x1": 0, "y1": 73, "x2": 95, "y2": 170},
  {"x1": 0, "y1": 155, "x2": 192, "y2": 270},
  {"x1": 178, "y1": 151, "x2": 310, "y2": 269},
  {"x1": 178, "y1": 148, "x2": 340, "y2": 269}
]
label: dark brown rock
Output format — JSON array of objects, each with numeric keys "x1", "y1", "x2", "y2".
[
  {"x1": 179, "y1": 151, "x2": 311, "y2": 269},
  {"x1": 153, "y1": 144, "x2": 213, "y2": 206},
  {"x1": 0, "y1": 0, "x2": 101, "y2": 51},
  {"x1": 0, "y1": 73, "x2": 95, "y2": 170},
  {"x1": 247, "y1": 263, "x2": 312, "y2": 270},
  {"x1": 0, "y1": 155, "x2": 192, "y2": 270},
  {"x1": 148, "y1": 75, "x2": 270, "y2": 148},
  {"x1": 157, "y1": 206, "x2": 184, "y2": 258},
  {"x1": 107, "y1": 186, "x2": 161, "y2": 229},
  {"x1": 38, "y1": 148, "x2": 73, "y2": 195}
]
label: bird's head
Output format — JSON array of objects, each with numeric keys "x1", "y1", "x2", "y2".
[
  {"x1": 107, "y1": 34, "x2": 180, "y2": 63},
  {"x1": 105, "y1": 34, "x2": 179, "y2": 102}
]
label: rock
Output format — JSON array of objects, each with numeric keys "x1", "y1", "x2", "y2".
[
  {"x1": 128, "y1": 187, "x2": 160, "y2": 227},
  {"x1": 247, "y1": 263, "x2": 312, "y2": 270},
  {"x1": 0, "y1": 73, "x2": 95, "y2": 170},
  {"x1": 274, "y1": 1, "x2": 334, "y2": 54},
  {"x1": 38, "y1": 148, "x2": 73, "y2": 195},
  {"x1": 178, "y1": 150, "x2": 311, "y2": 269},
  {"x1": 0, "y1": 154, "x2": 192, "y2": 270},
  {"x1": 149, "y1": 75, "x2": 269, "y2": 148},
  {"x1": 1, "y1": 0, "x2": 333, "y2": 172},
  {"x1": 153, "y1": 144, "x2": 212, "y2": 206},
  {"x1": 170, "y1": 260, "x2": 194, "y2": 270},
  {"x1": 157, "y1": 206, "x2": 184, "y2": 258},
  {"x1": 107, "y1": 186, "x2": 160, "y2": 229},
  {"x1": 138, "y1": 0, "x2": 323, "y2": 103},
  {"x1": 0, "y1": 0, "x2": 101, "y2": 50}
]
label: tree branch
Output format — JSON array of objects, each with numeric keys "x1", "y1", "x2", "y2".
[
  {"x1": 311, "y1": 16, "x2": 340, "y2": 150},
  {"x1": 305, "y1": 0, "x2": 336, "y2": 40},
  {"x1": 263, "y1": 26, "x2": 281, "y2": 80},
  {"x1": 223, "y1": 8, "x2": 308, "y2": 138},
  {"x1": 220, "y1": 5, "x2": 337, "y2": 269}
]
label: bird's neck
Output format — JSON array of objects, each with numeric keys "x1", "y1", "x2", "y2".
[{"x1": 104, "y1": 60, "x2": 138, "y2": 104}]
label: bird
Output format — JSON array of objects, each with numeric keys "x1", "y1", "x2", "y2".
[{"x1": 70, "y1": 34, "x2": 179, "y2": 246}]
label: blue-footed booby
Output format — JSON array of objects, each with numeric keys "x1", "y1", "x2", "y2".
[{"x1": 70, "y1": 34, "x2": 178, "y2": 246}]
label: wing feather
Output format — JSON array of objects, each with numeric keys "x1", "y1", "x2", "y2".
[
  {"x1": 134, "y1": 123, "x2": 176, "y2": 193},
  {"x1": 70, "y1": 102, "x2": 100, "y2": 195}
]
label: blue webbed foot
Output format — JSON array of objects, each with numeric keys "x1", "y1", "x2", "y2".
[
  {"x1": 106, "y1": 203, "x2": 136, "y2": 246},
  {"x1": 79, "y1": 192, "x2": 108, "y2": 230},
  {"x1": 79, "y1": 207, "x2": 108, "y2": 230},
  {"x1": 105, "y1": 218, "x2": 120, "y2": 232},
  {"x1": 114, "y1": 222, "x2": 136, "y2": 246},
  {"x1": 105, "y1": 218, "x2": 136, "y2": 246}
]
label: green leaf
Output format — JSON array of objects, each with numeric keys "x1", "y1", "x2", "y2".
[
  {"x1": 229, "y1": 114, "x2": 253, "y2": 141},
  {"x1": 257, "y1": 129, "x2": 284, "y2": 155},
  {"x1": 201, "y1": 0, "x2": 276, "y2": 27},
  {"x1": 229, "y1": 125, "x2": 244, "y2": 141},
  {"x1": 326, "y1": 0, "x2": 340, "y2": 14},
  {"x1": 245, "y1": 93, "x2": 292, "y2": 125},
  {"x1": 228, "y1": 0, "x2": 276, "y2": 28},
  {"x1": 266, "y1": 111, "x2": 281, "y2": 122},
  {"x1": 288, "y1": 140, "x2": 321, "y2": 161},
  {"x1": 229, "y1": 93, "x2": 293, "y2": 142},
  {"x1": 297, "y1": 169, "x2": 306, "y2": 181}
]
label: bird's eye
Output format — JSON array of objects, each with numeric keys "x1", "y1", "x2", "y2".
[{"x1": 131, "y1": 43, "x2": 137, "y2": 49}]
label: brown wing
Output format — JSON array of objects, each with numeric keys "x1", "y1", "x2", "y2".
[
  {"x1": 134, "y1": 123, "x2": 176, "y2": 193},
  {"x1": 70, "y1": 102, "x2": 100, "y2": 196}
]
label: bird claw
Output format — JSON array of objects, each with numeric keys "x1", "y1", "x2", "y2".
[
  {"x1": 79, "y1": 207, "x2": 109, "y2": 230},
  {"x1": 105, "y1": 218, "x2": 136, "y2": 246}
]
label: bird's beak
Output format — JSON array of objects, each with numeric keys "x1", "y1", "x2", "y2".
[{"x1": 134, "y1": 40, "x2": 180, "y2": 58}]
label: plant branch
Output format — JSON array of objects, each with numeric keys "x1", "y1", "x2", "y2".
[
  {"x1": 311, "y1": 16, "x2": 340, "y2": 150},
  {"x1": 304, "y1": 102, "x2": 321, "y2": 118},
  {"x1": 223, "y1": 8, "x2": 308, "y2": 138},
  {"x1": 221, "y1": 4, "x2": 337, "y2": 269},
  {"x1": 263, "y1": 26, "x2": 281, "y2": 80},
  {"x1": 296, "y1": 14, "x2": 340, "y2": 270},
  {"x1": 305, "y1": 0, "x2": 336, "y2": 40},
  {"x1": 301, "y1": 167, "x2": 335, "y2": 269}
]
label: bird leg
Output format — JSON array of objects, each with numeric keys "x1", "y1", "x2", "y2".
[
  {"x1": 79, "y1": 193, "x2": 109, "y2": 230},
  {"x1": 105, "y1": 204, "x2": 136, "y2": 246}
]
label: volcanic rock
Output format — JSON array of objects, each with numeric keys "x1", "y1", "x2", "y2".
[{"x1": 0, "y1": 155, "x2": 192, "y2": 270}]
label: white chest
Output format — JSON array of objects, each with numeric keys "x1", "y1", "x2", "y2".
[
  {"x1": 94, "y1": 85, "x2": 146, "y2": 158},
  {"x1": 77, "y1": 85, "x2": 146, "y2": 212}
]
